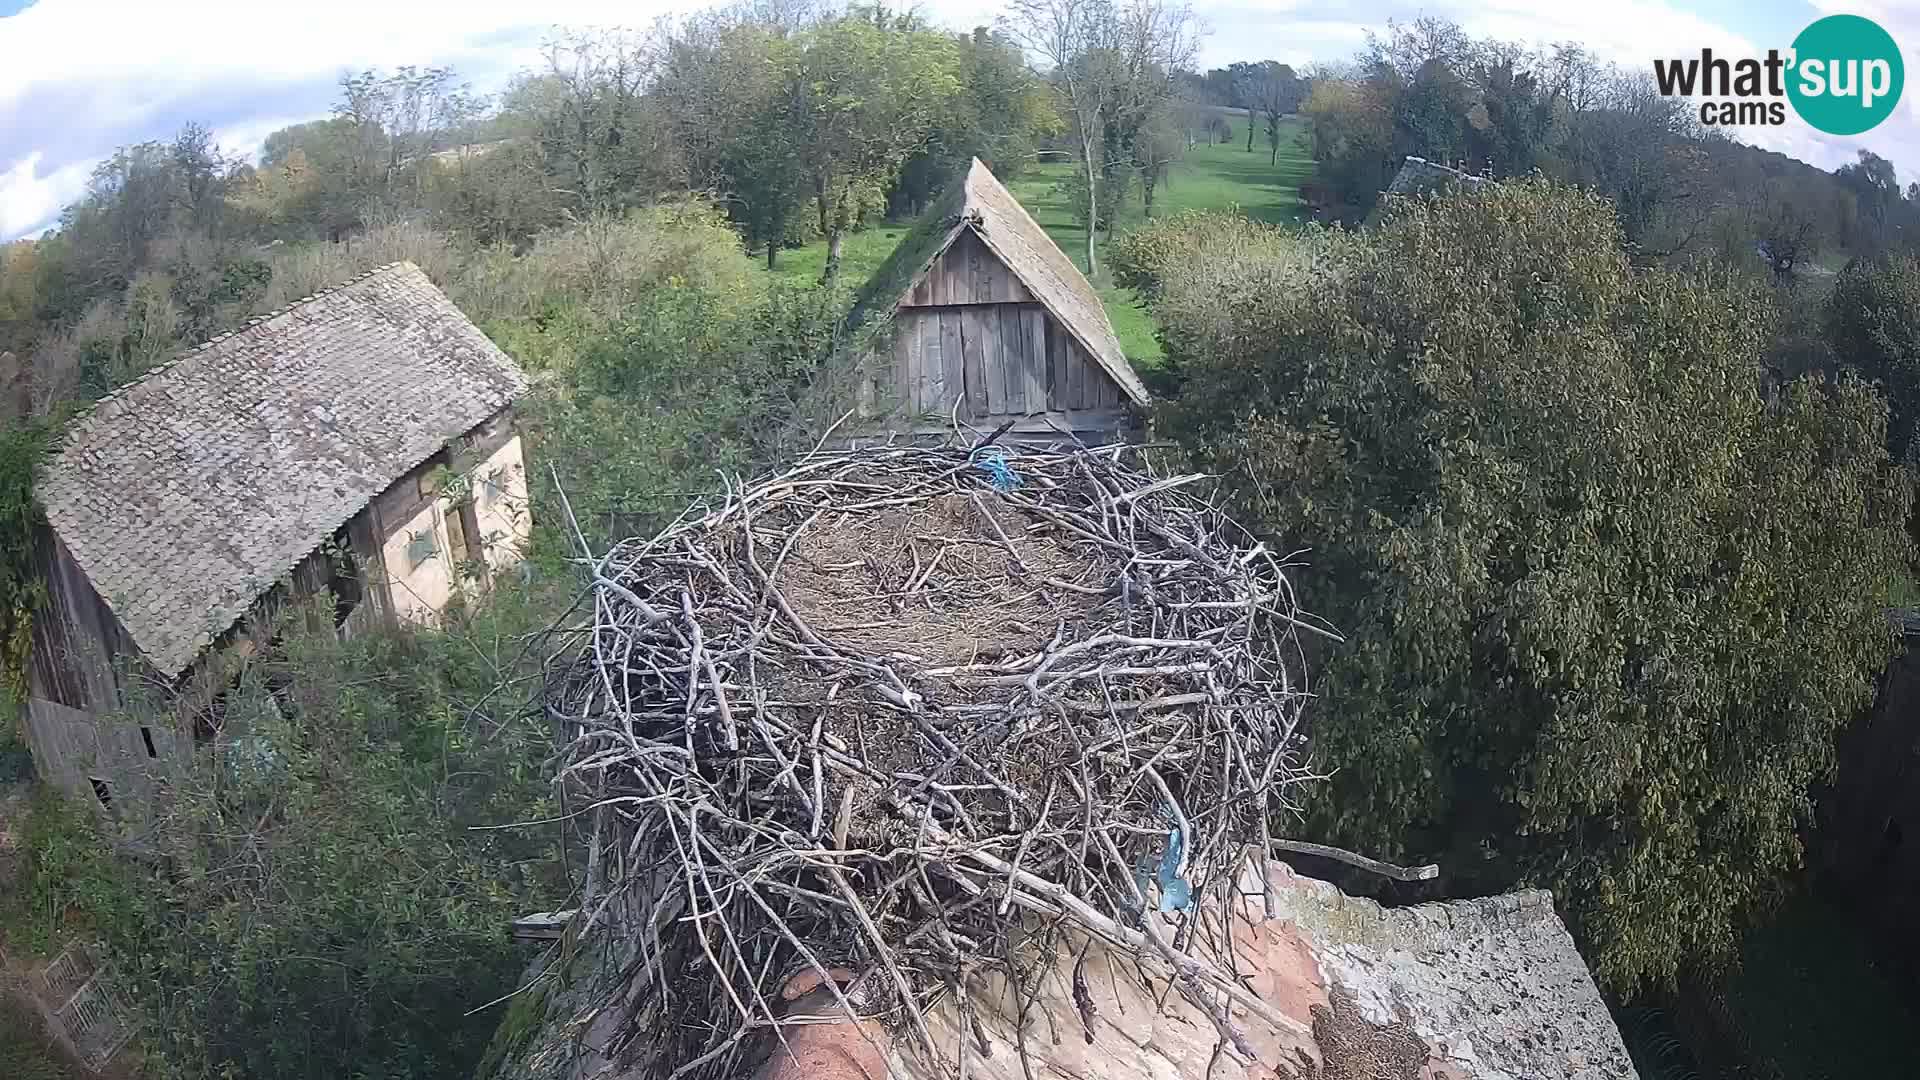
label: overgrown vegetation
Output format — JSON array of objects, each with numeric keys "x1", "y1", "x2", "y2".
[
  {"x1": 1143, "y1": 179, "x2": 1915, "y2": 991},
  {"x1": 3, "y1": 589, "x2": 568, "y2": 1080},
  {"x1": 2, "y1": 181, "x2": 837, "y2": 1080},
  {"x1": 8, "y1": 2, "x2": 1920, "y2": 1077},
  {"x1": 1825, "y1": 252, "x2": 1920, "y2": 467},
  {"x1": 1291, "y1": 16, "x2": 1920, "y2": 271},
  {"x1": 0, "y1": 998, "x2": 81, "y2": 1080},
  {"x1": 0, "y1": 420, "x2": 50, "y2": 700}
]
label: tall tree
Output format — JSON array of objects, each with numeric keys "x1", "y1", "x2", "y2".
[
  {"x1": 891, "y1": 27, "x2": 1060, "y2": 218},
  {"x1": 1144, "y1": 180, "x2": 1913, "y2": 991},
  {"x1": 1836, "y1": 149, "x2": 1901, "y2": 243},
  {"x1": 1002, "y1": 0, "x2": 1200, "y2": 275},
  {"x1": 515, "y1": 31, "x2": 685, "y2": 215},
  {"x1": 791, "y1": 8, "x2": 962, "y2": 283},
  {"x1": 1244, "y1": 61, "x2": 1301, "y2": 165},
  {"x1": 658, "y1": 18, "x2": 810, "y2": 269}
]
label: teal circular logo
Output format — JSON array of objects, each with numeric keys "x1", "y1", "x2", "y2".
[{"x1": 1787, "y1": 15, "x2": 1904, "y2": 136}]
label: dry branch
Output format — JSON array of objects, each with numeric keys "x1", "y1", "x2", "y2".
[{"x1": 545, "y1": 443, "x2": 1316, "y2": 1079}]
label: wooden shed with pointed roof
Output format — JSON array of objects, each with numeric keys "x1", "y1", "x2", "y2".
[{"x1": 839, "y1": 159, "x2": 1147, "y2": 445}]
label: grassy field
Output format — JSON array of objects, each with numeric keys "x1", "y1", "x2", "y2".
[{"x1": 768, "y1": 117, "x2": 1312, "y2": 365}]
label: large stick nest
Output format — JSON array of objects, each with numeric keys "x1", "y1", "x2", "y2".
[{"x1": 546, "y1": 444, "x2": 1324, "y2": 1079}]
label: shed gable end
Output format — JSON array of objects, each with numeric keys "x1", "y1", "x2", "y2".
[{"x1": 904, "y1": 229, "x2": 1036, "y2": 307}]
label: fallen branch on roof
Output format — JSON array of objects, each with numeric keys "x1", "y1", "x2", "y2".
[
  {"x1": 1269, "y1": 839, "x2": 1441, "y2": 882},
  {"x1": 543, "y1": 442, "x2": 1321, "y2": 1080}
]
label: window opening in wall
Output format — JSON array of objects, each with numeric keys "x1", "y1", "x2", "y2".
[
  {"x1": 405, "y1": 528, "x2": 438, "y2": 571},
  {"x1": 140, "y1": 726, "x2": 157, "y2": 759},
  {"x1": 479, "y1": 468, "x2": 504, "y2": 507},
  {"x1": 88, "y1": 777, "x2": 112, "y2": 809},
  {"x1": 445, "y1": 505, "x2": 471, "y2": 568},
  {"x1": 327, "y1": 527, "x2": 362, "y2": 627}
]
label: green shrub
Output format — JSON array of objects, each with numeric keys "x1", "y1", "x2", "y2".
[
  {"x1": 529, "y1": 275, "x2": 847, "y2": 544},
  {"x1": 1154, "y1": 177, "x2": 1914, "y2": 992},
  {"x1": 8, "y1": 600, "x2": 567, "y2": 1080},
  {"x1": 1825, "y1": 252, "x2": 1920, "y2": 464}
]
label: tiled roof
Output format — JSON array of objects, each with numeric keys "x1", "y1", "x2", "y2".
[
  {"x1": 1385, "y1": 155, "x2": 1489, "y2": 196},
  {"x1": 38, "y1": 262, "x2": 527, "y2": 678},
  {"x1": 483, "y1": 859, "x2": 1638, "y2": 1080},
  {"x1": 1260, "y1": 863, "x2": 1637, "y2": 1079}
]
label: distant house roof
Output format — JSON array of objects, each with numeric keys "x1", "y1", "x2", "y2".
[
  {"x1": 38, "y1": 262, "x2": 527, "y2": 678},
  {"x1": 851, "y1": 158, "x2": 1148, "y2": 407},
  {"x1": 1385, "y1": 155, "x2": 1490, "y2": 197}
]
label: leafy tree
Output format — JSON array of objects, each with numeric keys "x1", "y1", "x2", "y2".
[
  {"x1": 787, "y1": 9, "x2": 961, "y2": 283},
  {"x1": 511, "y1": 31, "x2": 686, "y2": 218},
  {"x1": 658, "y1": 17, "x2": 812, "y2": 269},
  {"x1": 1836, "y1": 149, "x2": 1900, "y2": 230},
  {"x1": 1225, "y1": 59, "x2": 1263, "y2": 153},
  {"x1": 1239, "y1": 61, "x2": 1301, "y2": 166},
  {"x1": 890, "y1": 27, "x2": 1059, "y2": 218},
  {"x1": 1299, "y1": 72, "x2": 1395, "y2": 221},
  {"x1": 334, "y1": 65, "x2": 486, "y2": 213},
  {"x1": 1130, "y1": 111, "x2": 1184, "y2": 218},
  {"x1": 1150, "y1": 180, "x2": 1914, "y2": 991},
  {"x1": 1467, "y1": 50, "x2": 1556, "y2": 175},
  {"x1": 1002, "y1": 0, "x2": 1199, "y2": 275},
  {"x1": 1826, "y1": 252, "x2": 1920, "y2": 466},
  {"x1": 0, "y1": 419, "x2": 49, "y2": 699}
]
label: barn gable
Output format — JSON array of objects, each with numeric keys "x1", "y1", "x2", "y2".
[{"x1": 842, "y1": 159, "x2": 1146, "y2": 441}]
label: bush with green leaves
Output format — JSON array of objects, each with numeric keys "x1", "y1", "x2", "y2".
[
  {"x1": 0, "y1": 418, "x2": 50, "y2": 700},
  {"x1": 5, "y1": 588, "x2": 568, "y2": 1080},
  {"x1": 1825, "y1": 252, "x2": 1920, "y2": 466},
  {"x1": 525, "y1": 255, "x2": 848, "y2": 547},
  {"x1": 1152, "y1": 178, "x2": 1914, "y2": 992}
]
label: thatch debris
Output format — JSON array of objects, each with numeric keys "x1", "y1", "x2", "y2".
[{"x1": 545, "y1": 443, "x2": 1328, "y2": 1079}]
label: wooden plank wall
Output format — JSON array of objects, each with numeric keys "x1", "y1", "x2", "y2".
[
  {"x1": 905, "y1": 230, "x2": 1036, "y2": 307},
  {"x1": 875, "y1": 226, "x2": 1129, "y2": 427},
  {"x1": 888, "y1": 305, "x2": 1123, "y2": 418},
  {"x1": 22, "y1": 696, "x2": 181, "y2": 820},
  {"x1": 26, "y1": 526, "x2": 135, "y2": 714}
]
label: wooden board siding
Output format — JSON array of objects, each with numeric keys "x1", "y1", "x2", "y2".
[
  {"x1": 27, "y1": 526, "x2": 137, "y2": 714},
  {"x1": 885, "y1": 303, "x2": 1125, "y2": 422},
  {"x1": 904, "y1": 230, "x2": 1037, "y2": 307}
]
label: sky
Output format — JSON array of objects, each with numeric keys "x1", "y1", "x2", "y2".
[{"x1": 2, "y1": 0, "x2": 1918, "y2": 241}]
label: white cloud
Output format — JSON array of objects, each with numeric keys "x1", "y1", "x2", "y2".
[
  {"x1": 0, "y1": 0, "x2": 698, "y2": 239},
  {"x1": 5, "y1": 0, "x2": 1919, "y2": 240},
  {"x1": 0, "y1": 151, "x2": 94, "y2": 239}
]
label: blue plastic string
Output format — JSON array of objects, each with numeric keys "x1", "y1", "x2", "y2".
[{"x1": 971, "y1": 447, "x2": 1021, "y2": 493}]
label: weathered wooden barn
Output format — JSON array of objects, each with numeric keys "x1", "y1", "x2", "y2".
[
  {"x1": 838, "y1": 158, "x2": 1148, "y2": 444},
  {"x1": 22, "y1": 261, "x2": 532, "y2": 814}
]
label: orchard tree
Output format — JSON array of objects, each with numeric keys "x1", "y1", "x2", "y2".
[
  {"x1": 658, "y1": 18, "x2": 810, "y2": 269},
  {"x1": 1148, "y1": 180, "x2": 1914, "y2": 991},
  {"x1": 1002, "y1": 0, "x2": 1199, "y2": 275},
  {"x1": 791, "y1": 9, "x2": 962, "y2": 283}
]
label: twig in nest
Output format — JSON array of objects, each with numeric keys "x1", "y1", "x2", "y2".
[{"x1": 543, "y1": 444, "x2": 1318, "y2": 1080}]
